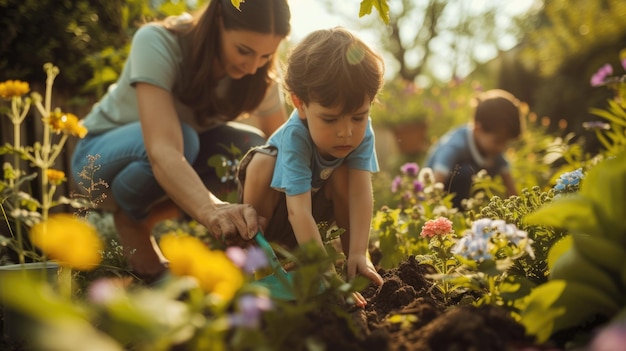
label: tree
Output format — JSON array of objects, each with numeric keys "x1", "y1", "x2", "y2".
[
  {"x1": 501, "y1": 0, "x2": 626, "y2": 139},
  {"x1": 320, "y1": 0, "x2": 534, "y2": 85}
]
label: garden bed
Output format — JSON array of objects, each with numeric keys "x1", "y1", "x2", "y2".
[{"x1": 302, "y1": 255, "x2": 552, "y2": 351}]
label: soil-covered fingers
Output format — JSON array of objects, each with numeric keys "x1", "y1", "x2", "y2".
[
  {"x1": 207, "y1": 204, "x2": 260, "y2": 243},
  {"x1": 351, "y1": 291, "x2": 367, "y2": 308}
]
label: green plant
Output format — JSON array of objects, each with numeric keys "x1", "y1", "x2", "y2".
[
  {"x1": 429, "y1": 218, "x2": 536, "y2": 309},
  {"x1": 414, "y1": 217, "x2": 462, "y2": 303},
  {"x1": 207, "y1": 143, "x2": 243, "y2": 203},
  {"x1": 0, "y1": 64, "x2": 89, "y2": 265},
  {"x1": 0, "y1": 227, "x2": 368, "y2": 350},
  {"x1": 587, "y1": 48, "x2": 626, "y2": 158},
  {"x1": 520, "y1": 152, "x2": 626, "y2": 345},
  {"x1": 372, "y1": 163, "x2": 462, "y2": 269}
]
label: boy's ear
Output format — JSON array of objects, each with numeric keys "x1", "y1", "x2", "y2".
[{"x1": 291, "y1": 93, "x2": 306, "y2": 118}]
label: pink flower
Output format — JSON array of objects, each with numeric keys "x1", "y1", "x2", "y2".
[
  {"x1": 420, "y1": 217, "x2": 454, "y2": 238},
  {"x1": 590, "y1": 63, "x2": 613, "y2": 86}
]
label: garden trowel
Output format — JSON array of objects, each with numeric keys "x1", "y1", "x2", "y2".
[{"x1": 253, "y1": 232, "x2": 296, "y2": 301}]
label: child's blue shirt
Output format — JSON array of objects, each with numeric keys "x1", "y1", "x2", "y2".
[{"x1": 267, "y1": 110, "x2": 379, "y2": 196}]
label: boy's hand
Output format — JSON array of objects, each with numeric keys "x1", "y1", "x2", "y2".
[{"x1": 347, "y1": 254, "x2": 383, "y2": 286}]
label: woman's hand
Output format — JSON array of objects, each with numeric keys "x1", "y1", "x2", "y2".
[{"x1": 204, "y1": 203, "x2": 262, "y2": 242}]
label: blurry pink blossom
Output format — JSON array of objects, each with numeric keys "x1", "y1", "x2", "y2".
[{"x1": 420, "y1": 217, "x2": 454, "y2": 238}]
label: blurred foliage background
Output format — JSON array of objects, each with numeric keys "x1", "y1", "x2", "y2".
[{"x1": 1, "y1": 0, "x2": 625, "y2": 197}]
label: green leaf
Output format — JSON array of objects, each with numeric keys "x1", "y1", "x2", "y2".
[
  {"x1": 230, "y1": 0, "x2": 243, "y2": 11},
  {"x1": 359, "y1": 0, "x2": 390, "y2": 24},
  {"x1": 523, "y1": 196, "x2": 599, "y2": 234},
  {"x1": 0, "y1": 235, "x2": 13, "y2": 246},
  {"x1": 519, "y1": 280, "x2": 567, "y2": 343},
  {"x1": 81, "y1": 67, "x2": 119, "y2": 93},
  {"x1": 579, "y1": 154, "x2": 626, "y2": 240},
  {"x1": 521, "y1": 279, "x2": 621, "y2": 343},
  {"x1": 498, "y1": 275, "x2": 534, "y2": 302},
  {"x1": 546, "y1": 235, "x2": 572, "y2": 271}
]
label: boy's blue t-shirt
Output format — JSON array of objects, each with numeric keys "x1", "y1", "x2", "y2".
[
  {"x1": 267, "y1": 110, "x2": 379, "y2": 196},
  {"x1": 425, "y1": 124, "x2": 509, "y2": 206}
]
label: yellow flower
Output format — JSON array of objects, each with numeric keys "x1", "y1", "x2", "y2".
[
  {"x1": 30, "y1": 213, "x2": 103, "y2": 271},
  {"x1": 44, "y1": 111, "x2": 88, "y2": 138},
  {"x1": 0, "y1": 80, "x2": 30, "y2": 99},
  {"x1": 160, "y1": 232, "x2": 244, "y2": 301},
  {"x1": 46, "y1": 169, "x2": 66, "y2": 185}
]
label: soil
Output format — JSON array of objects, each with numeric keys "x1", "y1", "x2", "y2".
[{"x1": 306, "y1": 255, "x2": 559, "y2": 351}]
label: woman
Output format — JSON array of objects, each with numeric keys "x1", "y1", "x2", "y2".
[{"x1": 71, "y1": 0, "x2": 291, "y2": 282}]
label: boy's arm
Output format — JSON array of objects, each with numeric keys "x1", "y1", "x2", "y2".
[
  {"x1": 347, "y1": 169, "x2": 373, "y2": 258},
  {"x1": 347, "y1": 169, "x2": 383, "y2": 285},
  {"x1": 501, "y1": 170, "x2": 518, "y2": 197},
  {"x1": 285, "y1": 192, "x2": 326, "y2": 248}
]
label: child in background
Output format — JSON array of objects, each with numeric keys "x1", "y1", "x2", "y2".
[
  {"x1": 237, "y1": 27, "x2": 385, "y2": 307},
  {"x1": 424, "y1": 89, "x2": 523, "y2": 209}
]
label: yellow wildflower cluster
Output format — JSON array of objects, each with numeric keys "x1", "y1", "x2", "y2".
[
  {"x1": 44, "y1": 110, "x2": 88, "y2": 138},
  {"x1": 46, "y1": 169, "x2": 66, "y2": 185},
  {"x1": 0, "y1": 80, "x2": 30, "y2": 99},
  {"x1": 160, "y1": 232, "x2": 244, "y2": 301},
  {"x1": 30, "y1": 213, "x2": 103, "y2": 271}
]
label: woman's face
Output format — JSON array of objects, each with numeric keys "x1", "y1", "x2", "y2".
[{"x1": 218, "y1": 28, "x2": 283, "y2": 79}]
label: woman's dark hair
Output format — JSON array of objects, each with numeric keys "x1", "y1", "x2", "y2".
[{"x1": 173, "y1": 0, "x2": 290, "y2": 124}]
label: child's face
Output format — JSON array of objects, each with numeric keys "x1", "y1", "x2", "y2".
[
  {"x1": 474, "y1": 126, "x2": 515, "y2": 157},
  {"x1": 296, "y1": 99, "x2": 371, "y2": 160}
]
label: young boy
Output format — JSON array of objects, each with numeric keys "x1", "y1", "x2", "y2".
[
  {"x1": 237, "y1": 27, "x2": 385, "y2": 306},
  {"x1": 424, "y1": 89, "x2": 523, "y2": 209}
]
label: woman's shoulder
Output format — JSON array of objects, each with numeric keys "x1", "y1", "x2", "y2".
[{"x1": 133, "y1": 23, "x2": 177, "y2": 43}]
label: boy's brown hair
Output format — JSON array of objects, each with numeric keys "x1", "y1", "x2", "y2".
[
  {"x1": 472, "y1": 89, "x2": 523, "y2": 138},
  {"x1": 284, "y1": 27, "x2": 385, "y2": 115}
]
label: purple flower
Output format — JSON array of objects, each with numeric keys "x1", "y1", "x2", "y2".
[
  {"x1": 226, "y1": 246, "x2": 247, "y2": 268},
  {"x1": 413, "y1": 180, "x2": 424, "y2": 193},
  {"x1": 229, "y1": 294, "x2": 273, "y2": 329},
  {"x1": 582, "y1": 121, "x2": 611, "y2": 131},
  {"x1": 400, "y1": 162, "x2": 419, "y2": 176},
  {"x1": 243, "y1": 246, "x2": 268, "y2": 274},
  {"x1": 226, "y1": 246, "x2": 269, "y2": 274},
  {"x1": 590, "y1": 63, "x2": 613, "y2": 87},
  {"x1": 391, "y1": 176, "x2": 402, "y2": 193},
  {"x1": 589, "y1": 322, "x2": 626, "y2": 351},
  {"x1": 87, "y1": 278, "x2": 125, "y2": 304}
]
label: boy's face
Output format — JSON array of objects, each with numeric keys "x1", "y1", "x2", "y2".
[
  {"x1": 474, "y1": 124, "x2": 515, "y2": 157},
  {"x1": 295, "y1": 98, "x2": 371, "y2": 160}
]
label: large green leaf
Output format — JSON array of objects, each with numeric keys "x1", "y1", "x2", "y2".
[
  {"x1": 519, "y1": 280, "x2": 567, "y2": 343},
  {"x1": 524, "y1": 196, "x2": 599, "y2": 235},
  {"x1": 579, "y1": 154, "x2": 626, "y2": 242},
  {"x1": 521, "y1": 279, "x2": 621, "y2": 343}
]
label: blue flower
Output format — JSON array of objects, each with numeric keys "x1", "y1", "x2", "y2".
[
  {"x1": 554, "y1": 168, "x2": 584, "y2": 194},
  {"x1": 451, "y1": 218, "x2": 532, "y2": 261}
]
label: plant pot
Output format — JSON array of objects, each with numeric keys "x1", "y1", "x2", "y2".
[
  {"x1": 391, "y1": 121, "x2": 429, "y2": 155},
  {"x1": 0, "y1": 262, "x2": 60, "y2": 341}
]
